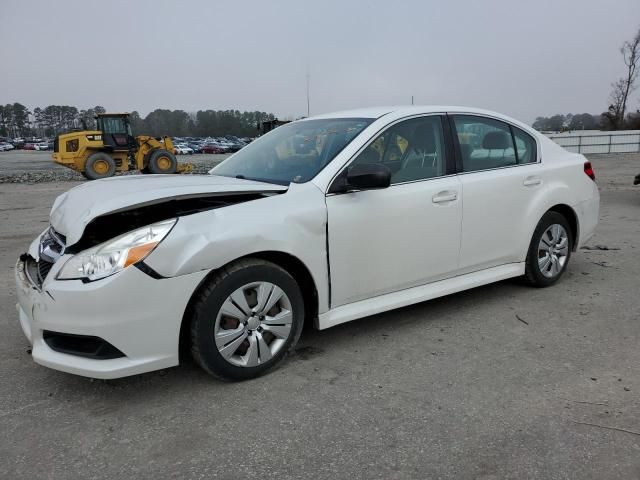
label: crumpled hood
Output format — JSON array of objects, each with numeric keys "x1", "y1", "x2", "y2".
[{"x1": 50, "y1": 174, "x2": 287, "y2": 245}]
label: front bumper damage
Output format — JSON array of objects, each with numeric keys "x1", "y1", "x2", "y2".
[{"x1": 15, "y1": 253, "x2": 208, "y2": 379}]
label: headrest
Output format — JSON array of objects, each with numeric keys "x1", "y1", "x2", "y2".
[
  {"x1": 459, "y1": 143, "x2": 472, "y2": 161},
  {"x1": 411, "y1": 123, "x2": 436, "y2": 152},
  {"x1": 482, "y1": 131, "x2": 511, "y2": 150}
]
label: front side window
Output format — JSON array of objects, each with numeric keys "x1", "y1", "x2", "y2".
[
  {"x1": 453, "y1": 115, "x2": 516, "y2": 172},
  {"x1": 350, "y1": 116, "x2": 446, "y2": 183},
  {"x1": 211, "y1": 118, "x2": 372, "y2": 185}
]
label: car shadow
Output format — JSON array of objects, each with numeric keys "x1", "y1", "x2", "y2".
[{"x1": 35, "y1": 276, "x2": 533, "y2": 400}]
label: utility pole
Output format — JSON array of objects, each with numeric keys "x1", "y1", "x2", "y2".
[
  {"x1": 411, "y1": 95, "x2": 414, "y2": 105},
  {"x1": 306, "y1": 71, "x2": 310, "y2": 117}
]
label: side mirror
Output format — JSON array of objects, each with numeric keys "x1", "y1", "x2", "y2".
[{"x1": 345, "y1": 163, "x2": 391, "y2": 190}]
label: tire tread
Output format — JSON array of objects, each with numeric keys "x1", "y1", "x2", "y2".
[
  {"x1": 524, "y1": 211, "x2": 572, "y2": 287},
  {"x1": 189, "y1": 258, "x2": 301, "y2": 380}
]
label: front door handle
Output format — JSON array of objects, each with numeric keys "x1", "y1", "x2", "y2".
[
  {"x1": 432, "y1": 191, "x2": 458, "y2": 204},
  {"x1": 523, "y1": 176, "x2": 542, "y2": 187}
]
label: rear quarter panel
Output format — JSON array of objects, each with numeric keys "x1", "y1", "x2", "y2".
[{"x1": 531, "y1": 136, "x2": 599, "y2": 248}]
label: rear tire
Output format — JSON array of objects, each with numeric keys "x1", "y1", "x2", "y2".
[
  {"x1": 524, "y1": 211, "x2": 573, "y2": 287},
  {"x1": 190, "y1": 259, "x2": 305, "y2": 381},
  {"x1": 147, "y1": 149, "x2": 177, "y2": 174},
  {"x1": 84, "y1": 152, "x2": 116, "y2": 180}
]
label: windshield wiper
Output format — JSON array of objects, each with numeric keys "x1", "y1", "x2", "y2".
[{"x1": 222, "y1": 174, "x2": 288, "y2": 186}]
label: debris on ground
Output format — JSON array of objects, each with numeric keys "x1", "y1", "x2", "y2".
[
  {"x1": 581, "y1": 245, "x2": 621, "y2": 251},
  {"x1": 591, "y1": 261, "x2": 612, "y2": 268}
]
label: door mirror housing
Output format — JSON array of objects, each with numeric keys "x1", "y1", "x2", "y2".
[{"x1": 334, "y1": 163, "x2": 391, "y2": 192}]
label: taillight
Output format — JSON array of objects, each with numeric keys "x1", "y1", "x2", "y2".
[{"x1": 584, "y1": 161, "x2": 595, "y2": 181}]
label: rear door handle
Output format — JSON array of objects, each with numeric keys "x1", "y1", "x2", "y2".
[
  {"x1": 432, "y1": 191, "x2": 458, "y2": 204},
  {"x1": 523, "y1": 176, "x2": 542, "y2": 187}
]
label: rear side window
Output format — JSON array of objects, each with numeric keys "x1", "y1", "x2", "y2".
[
  {"x1": 512, "y1": 126, "x2": 537, "y2": 164},
  {"x1": 453, "y1": 115, "x2": 516, "y2": 172}
]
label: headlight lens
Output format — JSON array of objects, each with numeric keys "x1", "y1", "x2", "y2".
[{"x1": 57, "y1": 219, "x2": 177, "y2": 281}]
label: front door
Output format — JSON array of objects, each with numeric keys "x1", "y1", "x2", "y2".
[{"x1": 326, "y1": 115, "x2": 463, "y2": 308}]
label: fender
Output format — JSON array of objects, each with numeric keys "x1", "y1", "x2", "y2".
[{"x1": 145, "y1": 182, "x2": 331, "y2": 313}]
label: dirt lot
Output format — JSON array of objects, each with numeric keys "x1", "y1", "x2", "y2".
[
  {"x1": 0, "y1": 150, "x2": 229, "y2": 181},
  {"x1": 0, "y1": 154, "x2": 639, "y2": 479}
]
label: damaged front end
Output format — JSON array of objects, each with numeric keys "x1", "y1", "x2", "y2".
[
  {"x1": 66, "y1": 192, "x2": 270, "y2": 253},
  {"x1": 22, "y1": 176, "x2": 288, "y2": 288}
]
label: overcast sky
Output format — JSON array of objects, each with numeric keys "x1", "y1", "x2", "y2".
[{"x1": 1, "y1": 0, "x2": 639, "y2": 124}]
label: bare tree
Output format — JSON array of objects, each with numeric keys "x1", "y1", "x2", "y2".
[
  {"x1": 604, "y1": 78, "x2": 627, "y2": 129},
  {"x1": 608, "y1": 27, "x2": 640, "y2": 129}
]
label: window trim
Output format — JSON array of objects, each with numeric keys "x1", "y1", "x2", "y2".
[
  {"x1": 447, "y1": 113, "x2": 540, "y2": 175},
  {"x1": 510, "y1": 124, "x2": 537, "y2": 165},
  {"x1": 326, "y1": 113, "x2": 455, "y2": 195}
]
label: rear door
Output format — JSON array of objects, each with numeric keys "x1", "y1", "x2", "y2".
[
  {"x1": 450, "y1": 114, "x2": 546, "y2": 273},
  {"x1": 326, "y1": 115, "x2": 463, "y2": 307}
]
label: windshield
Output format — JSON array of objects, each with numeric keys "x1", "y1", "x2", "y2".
[{"x1": 210, "y1": 118, "x2": 372, "y2": 184}]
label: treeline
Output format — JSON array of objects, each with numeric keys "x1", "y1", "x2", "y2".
[
  {"x1": 129, "y1": 109, "x2": 276, "y2": 137},
  {"x1": 0, "y1": 102, "x2": 276, "y2": 138},
  {"x1": 532, "y1": 111, "x2": 640, "y2": 132}
]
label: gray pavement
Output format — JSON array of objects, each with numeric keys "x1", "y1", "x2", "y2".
[
  {"x1": 0, "y1": 154, "x2": 639, "y2": 479},
  {"x1": 0, "y1": 150, "x2": 64, "y2": 172}
]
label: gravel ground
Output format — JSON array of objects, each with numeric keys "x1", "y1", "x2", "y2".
[
  {"x1": 0, "y1": 150, "x2": 230, "y2": 182},
  {"x1": 0, "y1": 154, "x2": 639, "y2": 479}
]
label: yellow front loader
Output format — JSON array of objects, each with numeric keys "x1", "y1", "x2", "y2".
[{"x1": 52, "y1": 113, "x2": 192, "y2": 180}]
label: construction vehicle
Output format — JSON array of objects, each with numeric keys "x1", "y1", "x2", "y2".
[
  {"x1": 52, "y1": 113, "x2": 192, "y2": 180},
  {"x1": 258, "y1": 118, "x2": 290, "y2": 135}
]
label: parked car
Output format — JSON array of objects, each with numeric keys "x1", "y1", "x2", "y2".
[
  {"x1": 23, "y1": 142, "x2": 36, "y2": 150},
  {"x1": 215, "y1": 138, "x2": 237, "y2": 152},
  {"x1": 15, "y1": 106, "x2": 599, "y2": 381},
  {"x1": 201, "y1": 143, "x2": 226, "y2": 154},
  {"x1": 173, "y1": 144, "x2": 194, "y2": 155},
  {"x1": 0, "y1": 142, "x2": 15, "y2": 151},
  {"x1": 187, "y1": 142, "x2": 203, "y2": 154},
  {"x1": 34, "y1": 142, "x2": 49, "y2": 151}
]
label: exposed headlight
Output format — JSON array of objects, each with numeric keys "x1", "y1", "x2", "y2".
[{"x1": 56, "y1": 219, "x2": 177, "y2": 281}]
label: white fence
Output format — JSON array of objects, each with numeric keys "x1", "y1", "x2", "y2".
[{"x1": 547, "y1": 130, "x2": 640, "y2": 154}]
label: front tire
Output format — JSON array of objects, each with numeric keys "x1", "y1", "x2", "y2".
[
  {"x1": 524, "y1": 211, "x2": 572, "y2": 287},
  {"x1": 190, "y1": 259, "x2": 305, "y2": 380}
]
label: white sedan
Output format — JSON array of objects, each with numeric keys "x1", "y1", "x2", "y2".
[
  {"x1": 174, "y1": 144, "x2": 194, "y2": 155},
  {"x1": 15, "y1": 106, "x2": 599, "y2": 380}
]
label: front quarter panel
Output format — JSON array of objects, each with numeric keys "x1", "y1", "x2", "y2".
[{"x1": 145, "y1": 182, "x2": 330, "y2": 312}]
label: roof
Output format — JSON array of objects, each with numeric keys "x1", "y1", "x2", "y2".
[{"x1": 304, "y1": 105, "x2": 532, "y2": 132}]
